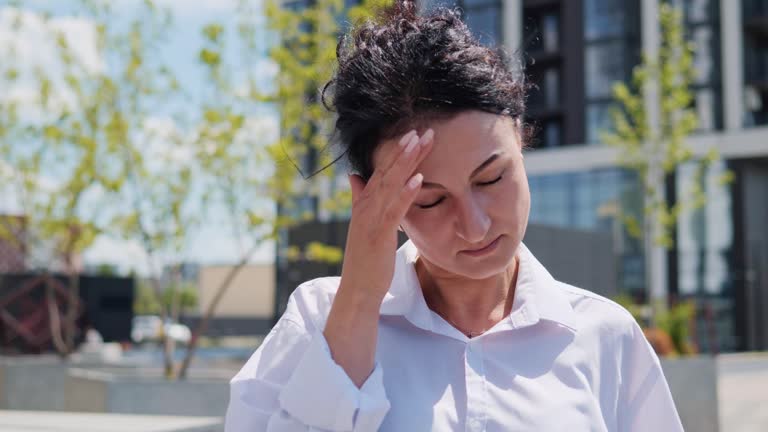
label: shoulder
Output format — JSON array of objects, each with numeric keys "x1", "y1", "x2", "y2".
[
  {"x1": 555, "y1": 281, "x2": 641, "y2": 340},
  {"x1": 554, "y1": 281, "x2": 659, "y2": 378},
  {"x1": 282, "y1": 276, "x2": 342, "y2": 331}
]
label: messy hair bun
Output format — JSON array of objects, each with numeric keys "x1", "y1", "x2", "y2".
[{"x1": 322, "y1": 0, "x2": 529, "y2": 180}]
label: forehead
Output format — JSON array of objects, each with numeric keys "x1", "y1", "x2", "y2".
[{"x1": 373, "y1": 110, "x2": 519, "y2": 175}]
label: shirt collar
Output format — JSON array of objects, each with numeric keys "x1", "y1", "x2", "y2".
[{"x1": 379, "y1": 240, "x2": 579, "y2": 334}]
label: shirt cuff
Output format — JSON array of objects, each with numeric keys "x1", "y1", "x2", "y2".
[{"x1": 278, "y1": 331, "x2": 390, "y2": 431}]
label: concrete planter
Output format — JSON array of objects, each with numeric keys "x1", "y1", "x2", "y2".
[
  {"x1": 661, "y1": 356, "x2": 719, "y2": 432},
  {"x1": 64, "y1": 367, "x2": 234, "y2": 417},
  {"x1": 0, "y1": 355, "x2": 137, "y2": 411},
  {"x1": 0, "y1": 411, "x2": 222, "y2": 432},
  {"x1": 716, "y1": 352, "x2": 768, "y2": 432}
]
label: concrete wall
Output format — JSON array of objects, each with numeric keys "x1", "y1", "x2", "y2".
[
  {"x1": 0, "y1": 357, "x2": 71, "y2": 410},
  {"x1": 661, "y1": 356, "x2": 720, "y2": 432},
  {"x1": 0, "y1": 356, "x2": 136, "y2": 411},
  {"x1": 65, "y1": 367, "x2": 232, "y2": 417},
  {"x1": 198, "y1": 264, "x2": 274, "y2": 318},
  {"x1": 524, "y1": 224, "x2": 619, "y2": 299},
  {"x1": 717, "y1": 352, "x2": 768, "y2": 431},
  {"x1": 65, "y1": 369, "x2": 110, "y2": 412}
]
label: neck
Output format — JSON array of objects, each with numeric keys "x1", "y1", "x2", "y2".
[{"x1": 416, "y1": 254, "x2": 519, "y2": 336}]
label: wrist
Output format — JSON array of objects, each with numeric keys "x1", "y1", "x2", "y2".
[{"x1": 335, "y1": 281, "x2": 387, "y2": 314}]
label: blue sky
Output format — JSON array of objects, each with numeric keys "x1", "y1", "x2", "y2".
[{"x1": 0, "y1": 0, "x2": 279, "y2": 274}]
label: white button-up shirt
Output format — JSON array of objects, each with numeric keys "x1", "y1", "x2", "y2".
[{"x1": 225, "y1": 241, "x2": 683, "y2": 431}]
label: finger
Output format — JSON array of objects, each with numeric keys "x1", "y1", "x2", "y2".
[
  {"x1": 384, "y1": 129, "x2": 419, "y2": 172},
  {"x1": 366, "y1": 129, "x2": 417, "y2": 187},
  {"x1": 348, "y1": 174, "x2": 366, "y2": 204},
  {"x1": 377, "y1": 128, "x2": 434, "y2": 197},
  {"x1": 382, "y1": 172, "x2": 423, "y2": 229}
]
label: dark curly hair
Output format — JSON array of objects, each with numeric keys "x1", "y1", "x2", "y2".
[{"x1": 321, "y1": 0, "x2": 529, "y2": 181}]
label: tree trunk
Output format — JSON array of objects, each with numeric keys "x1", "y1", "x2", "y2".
[
  {"x1": 151, "y1": 275, "x2": 176, "y2": 379},
  {"x1": 44, "y1": 273, "x2": 68, "y2": 356},
  {"x1": 177, "y1": 243, "x2": 260, "y2": 380},
  {"x1": 645, "y1": 160, "x2": 669, "y2": 325},
  {"x1": 63, "y1": 263, "x2": 80, "y2": 356}
]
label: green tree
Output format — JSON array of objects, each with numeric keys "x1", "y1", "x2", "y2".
[
  {"x1": 602, "y1": 4, "x2": 731, "y2": 318},
  {"x1": 95, "y1": 1, "x2": 201, "y2": 378},
  {"x1": 0, "y1": 3, "x2": 127, "y2": 357},
  {"x1": 175, "y1": 0, "x2": 393, "y2": 379},
  {"x1": 0, "y1": 1, "x2": 193, "y2": 373},
  {"x1": 133, "y1": 279, "x2": 161, "y2": 315}
]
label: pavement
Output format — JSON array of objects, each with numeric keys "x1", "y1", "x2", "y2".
[
  {"x1": 718, "y1": 353, "x2": 768, "y2": 432},
  {"x1": 0, "y1": 411, "x2": 222, "y2": 432}
]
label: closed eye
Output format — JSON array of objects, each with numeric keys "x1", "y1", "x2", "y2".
[
  {"x1": 416, "y1": 196, "x2": 445, "y2": 209},
  {"x1": 478, "y1": 175, "x2": 503, "y2": 186},
  {"x1": 415, "y1": 175, "x2": 503, "y2": 209}
]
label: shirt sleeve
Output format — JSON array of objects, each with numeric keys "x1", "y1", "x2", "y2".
[
  {"x1": 618, "y1": 321, "x2": 684, "y2": 432},
  {"x1": 224, "y1": 289, "x2": 391, "y2": 432}
]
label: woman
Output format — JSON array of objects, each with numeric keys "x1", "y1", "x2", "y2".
[{"x1": 225, "y1": 2, "x2": 683, "y2": 431}]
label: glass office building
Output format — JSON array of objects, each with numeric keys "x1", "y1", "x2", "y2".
[
  {"x1": 429, "y1": 0, "x2": 768, "y2": 353},
  {"x1": 276, "y1": 0, "x2": 768, "y2": 353}
]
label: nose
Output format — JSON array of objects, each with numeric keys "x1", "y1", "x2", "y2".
[{"x1": 454, "y1": 194, "x2": 491, "y2": 245}]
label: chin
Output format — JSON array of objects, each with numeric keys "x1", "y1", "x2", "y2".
[
  {"x1": 454, "y1": 257, "x2": 513, "y2": 280},
  {"x1": 452, "y1": 240, "x2": 518, "y2": 279}
]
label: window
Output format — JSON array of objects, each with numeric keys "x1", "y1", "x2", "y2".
[
  {"x1": 583, "y1": 0, "x2": 640, "y2": 144},
  {"x1": 683, "y1": 0, "x2": 712, "y2": 23},
  {"x1": 743, "y1": 2, "x2": 768, "y2": 126},
  {"x1": 676, "y1": 0, "x2": 723, "y2": 131},
  {"x1": 694, "y1": 88, "x2": 716, "y2": 131},
  {"x1": 463, "y1": 5, "x2": 501, "y2": 46},
  {"x1": 585, "y1": 41, "x2": 626, "y2": 98},
  {"x1": 586, "y1": 103, "x2": 614, "y2": 144},
  {"x1": 743, "y1": 0, "x2": 768, "y2": 16},
  {"x1": 542, "y1": 13, "x2": 560, "y2": 52},
  {"x1": 544, "y1": 68, "x2": 560, "y2": 108},
  {"x1": 543, "y1": 120, "x2": 562, "y2": 148},
  {"x1": 422, "y1": 0, "x2": 502, "y2": 46},
  {"x1": 584, "y1": 0, "x2": 626, "y2": 41}
]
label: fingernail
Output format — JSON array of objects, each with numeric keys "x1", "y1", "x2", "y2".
[
  {"x1": 399, "y1": 130, "x2": 417, "y2": 147},
  {"x1": 404, "y1": 134, "x2": 419, "y2": 154},
  {"x1": 420, "y1": 129, "x2": 434, "y2": 147},
  {"x1": 408, "y1": 173, "x2": 423, "y2": 189}
]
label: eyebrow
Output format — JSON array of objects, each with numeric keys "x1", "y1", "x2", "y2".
[{"x1": 420, "y1": 153, "x2": 502, "y2": 190}]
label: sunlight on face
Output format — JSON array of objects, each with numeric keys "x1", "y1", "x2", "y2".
[{"x1": 373, "y1": 110, "x2": 531, "y2": 280}]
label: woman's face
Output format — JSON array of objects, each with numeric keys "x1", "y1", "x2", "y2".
[{"x1": 373, "y1": 110, "x2": 530, "y2": 280}]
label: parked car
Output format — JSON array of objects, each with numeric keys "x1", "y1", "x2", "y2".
[{"x1": 131, "y1": 315, "x2": 191, "y2": 345}]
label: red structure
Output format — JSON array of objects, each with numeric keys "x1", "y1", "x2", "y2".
[{"x1": 0, "y1": 275, "x2": 83, "y2": 354}]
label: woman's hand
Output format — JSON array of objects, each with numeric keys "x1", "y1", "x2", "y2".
[
  {"x1": 323, "y1": 128, "x2": 434, "y2": 387},
  {"x1": 341, "y1": 128, "x2": 435, "y2": 300}
]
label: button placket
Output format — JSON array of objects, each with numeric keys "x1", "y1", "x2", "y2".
[{"x1": 464, "y1": 339, "x2": 487, "y2": 432}]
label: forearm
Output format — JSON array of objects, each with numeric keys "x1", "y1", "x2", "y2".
[{"x1": 323, "y1": 283, "x2": 383, "y2": 388}]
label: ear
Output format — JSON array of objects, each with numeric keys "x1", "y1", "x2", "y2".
[{"x1": 348, "y1": 174, "x2": 366, "y2": 204}]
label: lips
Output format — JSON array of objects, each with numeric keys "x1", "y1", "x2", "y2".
[{"x1": 460, "y1": 235, "x2": 502, "y2": 255}]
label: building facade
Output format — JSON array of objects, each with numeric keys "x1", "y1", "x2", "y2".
[
  {"x1": 485, "y1": 0, "x2": 767, "y2": 353},
  {"x1": 276, "y1": 0, "x2": 768, "y2": 353}
]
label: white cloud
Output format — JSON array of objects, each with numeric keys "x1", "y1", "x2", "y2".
[
  {"x1": 0, "y1": 7, "x2": 104, "y2": 122},
  {"x1": 0, "y1": 7, "x2": 104, "y2": 75},
  {"x1": 0, "y1": 159, "x2": 62, "y2": 215},
  {"x1": 153, "y1": 0, "x2": 244, "y2": 11},
  {"x1": 83, "y1": 235, "x2": 151, "y2": 275},
  {"x1": 188, "y1": 225, "x2": 275, "y2": 265},
  {"x1": 233, "y1": 114, "x2": 279, "y2": 150},
  {"x1": 142, "y1": 115, "x2": 196, "y2": 166},
  {"x1": 255, "y1": 59, "x2": 278, "y2": 81},
  {"x1": 0, "y1": 163, "x2": 23, "y2": 216}
]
